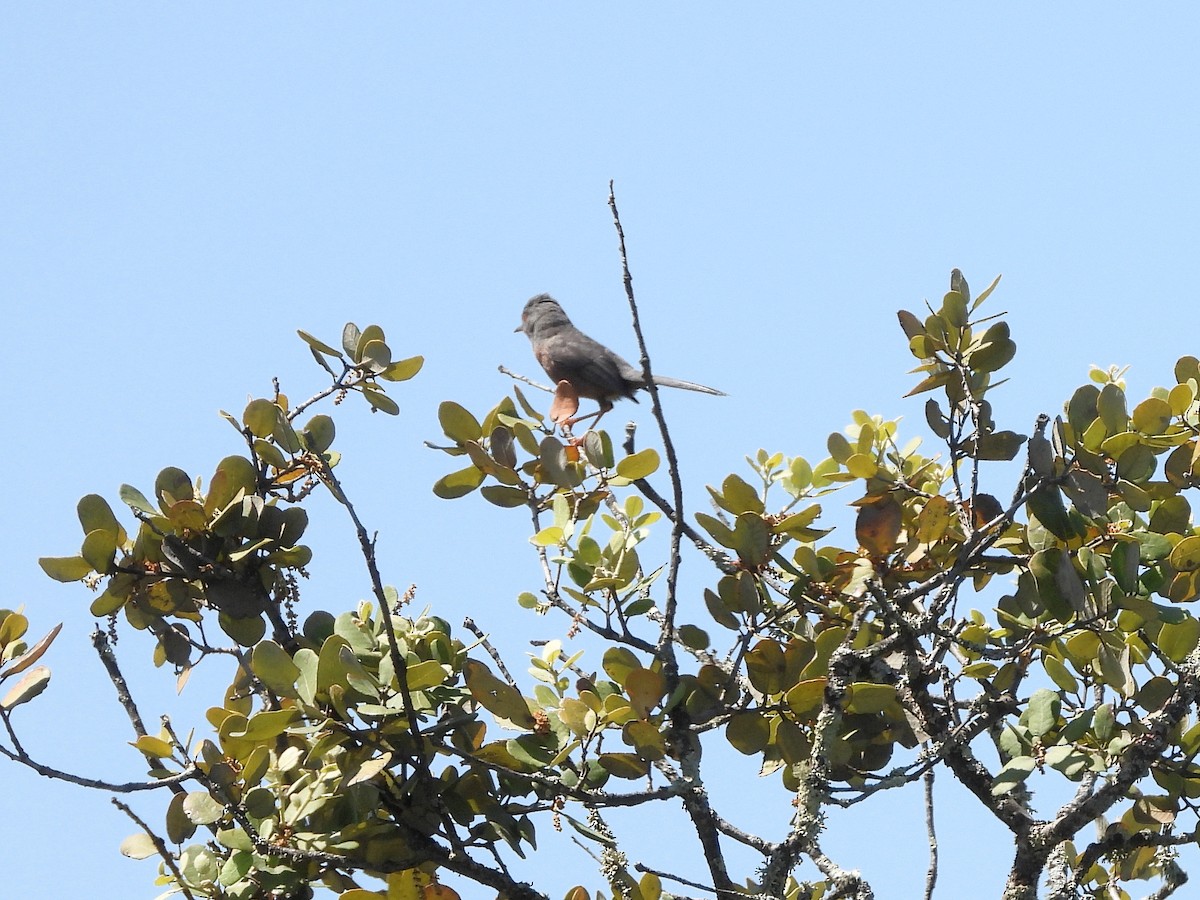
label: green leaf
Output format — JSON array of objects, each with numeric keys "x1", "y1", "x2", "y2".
[
  {"x1": 155, "y1": 466, "x2": 194, "y2": 509},
  {"x1": 296, "y1": 329, "x2": 344, "y2": 358},
  {"x1": 970, "y1": 321, "x2": 1017, "y2": 373},
  {"x1": 677, "y1": 623, "x2": 709, "y2": 651},
  {"x1": 845, "y1": 682, "x2": 897, "y2": 714},
  {"x1": 992, "y1": 756, "x2": 1036, "y2": 796},
  {"x1": 381, "y1": 354, "x2": 424, "y2": 382},
  {"x1": 1159, "y1": 617, "x2": 1200, "y2": 663},
  {"x1": 625, "y1": 668, "x2": 664, "y2": 719},
  {"x1": 746, "y1": 640, "x2": 788, "y2": 695},
  {"x1": 1027, "y1": 484, "x2": 1075, "y2": 541},
  {"x1": 243, "y1": 398, "x2": 281, "y2": 439},
  {"x1": 355, "y1": 324, "x2": 386, "y2": 360},
  {"x1": 940, "y1": 290, "x2": 968, "y2": 328},
  {"x1": 903, "y1": 369, "x2": 955, "y2": 398},
  {"x1": 732, "y1": 512, "x2": 772, "y2": 567},
  {"x1": 403, "y1": 659, "x2": 451, "y2": 691},
  {"x1": 481, "y1": 485, "x2": 529, "y2": 507},
  {"x1": 616, "y1": 448, "x2": 660, "y2": 481},
  {"x1": 77, "y1": 494, "x2": 122, "y2": 540},
  {"x1": 581, "y1": 430, "x2": 613, "y2": 469},
  {"x1": 218, "y1": 612, "x2": 266, "y2": 647},
  {"x1": 1024, "y1": 688, "x2": 1061, "y2": 736},
  {"x1": 1043, "y1": 655, "x2": 1078, "y2": 693},
  {"x1": 1111, "y1": 539, "x2": 1141, "y2": 593},
  {"x1": 294, "y1": 648, "x2": 318, "y2": 705},
  {"x1": 302, "y1": 415, "x2": 336, "y2": 453},
  {"x1": 1030, "y1": 548, "x2": 1085, "y2": 623},
  {"x1": 916, "y1": 495, "x2": 954, "y2": 543},
  {"x1": 433, "y1": 465, "x2": 485, "y2": 499},
  {"x1": 973, "y1": 273, "x2": 1002, "y2": 307},
  {"x1": 602, "y1": 647, "x2": 641, "y2": 686},
  {"x1": 1097, "y1": 383, "x2": 1129, "y2": 433},
  {"x1": 132, "y1": 735, "x2": 176, "y2": 758},
  {"x1": 970, "y1": 430, "x2": 1026, "y2": 462},
  {"x1": 341, "y1": 322, "x2": 362, "y2": 358},
  {"x1": 711, "y1": 474, "x2": 764, "y2": 515},
  {"x1": 81, "y1": 529, "x2": 117, "y2": 574},
  {"x1": 183, "y1": 791, "x2": 226, "y2": 825},
  {"x1": 251, "y1": 641, "x2": 301, "y2": 697},
  {"x1": 206, "y1": 456, "x2": 257, "y2": 517},
  {"x1": 1151, "y1": 495, "x2": 1192, "y2": 536},
  {"x1": 166, "y1": 792, "x2": 196, "y2": 844},
  {"x1": 785, "y1": 678, "x2": 827, "y2": 719},
  {"x1": 726, "y1": 711, "x2": 771, "y2": 754},
  {"x1": 465, "y1": 660, "x2": 536, "y2": 728},
  {"x1": 358, "y1": 338, "x2": 391, "y2": 374},
  {"x1": 1132, "y1": 397, "x2": 1173, "y2": 435},
  {"x1": 361, "y1": 388, "x2": 400, "y2": 415},
  {"x1": 597, "y1": 753, "x2": 650, "y2": 779},
  {"x1": 695, "y1": 512, "x2": 735, "y2": 549},
  {"x1": 38, "y1": 555, "x2": 93, "y2": 582},
  {"x1": 229, "y1": 708, "x2": 301, "y2": 741},
  {"x1": 439, "y1": 401, "x2": 483, "y2": 444},
  {"x1": 118, "y1": 483, "x2": 157, "y2": 515}
]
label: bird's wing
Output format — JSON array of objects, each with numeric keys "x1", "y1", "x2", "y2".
[{"x1": 538, "y1": 332, "x2": 638, "y2": 401}]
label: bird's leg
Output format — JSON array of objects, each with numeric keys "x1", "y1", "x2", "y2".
[{"x1": 564, "y1": 400, "x2": 613, "y2": 432}]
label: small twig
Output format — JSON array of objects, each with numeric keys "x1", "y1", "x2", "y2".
[
  {"x1": 924, "y1": 765, "x2": 938, "y2": 900},
  {"x1": 111, "y1": 798, "x2": 196, "y2": 899},
  {"x1": 287, "y1": 364, "x2": 361, "y2": 420},
  {"x1": 463, "y1": 617, "x2": 518, "y2": 687},
  {"x1": 634, "y1": 862, "x2": 719, "y2": 896},
  {"x1": 498, "y1": 365, "x2": 553, "y2": 394}
]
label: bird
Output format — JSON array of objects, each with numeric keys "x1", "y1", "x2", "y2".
[{"x1": 515, "y1": 293, "x2": 724, "y2": 427}]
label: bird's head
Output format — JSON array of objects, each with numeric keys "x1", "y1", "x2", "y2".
[{"x1": 516, "y1": 293, "x2": 573, "y2": 337}]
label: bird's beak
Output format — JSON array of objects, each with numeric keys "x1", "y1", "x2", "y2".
[{"x1": 514, "y1": 323, "x2": 523, "y2": 333}]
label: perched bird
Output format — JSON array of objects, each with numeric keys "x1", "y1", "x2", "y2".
[{"x1": 515, "y1": 293, "x2": 724, "y2": 426}]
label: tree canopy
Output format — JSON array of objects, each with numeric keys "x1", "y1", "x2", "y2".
[{"x1": 9, "y1": 216, "x2": 1200, "y2": 900}]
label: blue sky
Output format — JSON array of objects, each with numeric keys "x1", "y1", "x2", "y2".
[{"x1": 4, "y1": 6, "x2": 1200, "y2": 898}]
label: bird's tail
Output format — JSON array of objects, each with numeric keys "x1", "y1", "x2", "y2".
[{"x1": 652, "y1": 375, "x2": 726, "y2": 396}]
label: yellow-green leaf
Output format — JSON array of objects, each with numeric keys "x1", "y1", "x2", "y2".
[{"x1": 616, "y1": 448, "x2": 660, "y2": 481}]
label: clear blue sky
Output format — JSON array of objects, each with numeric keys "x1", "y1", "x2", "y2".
[{"x1": 4, "y1": 6, "x2": 1200, "y2": 898}]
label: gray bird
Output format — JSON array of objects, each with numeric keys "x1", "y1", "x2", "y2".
[{"x1": 516, "y1": 293, "x2": 724, "y2": 426}]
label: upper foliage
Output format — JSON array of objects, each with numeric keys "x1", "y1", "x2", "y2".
[{"x1": 9, "y1": 271, "x2": 1200, "y2": 900}]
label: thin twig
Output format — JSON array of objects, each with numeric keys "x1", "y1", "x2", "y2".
[
  {"x1": 111, "y1": 798, "x2": 196, "y2": 899},
  {"x1": 634, "y1": 862, "x2": 718, "y2": 896},
  {"x1": 463, "y1": 617, "x2": 518, "y2": 687},
  {"x1": 498, "y1": 365, "x2": 553, "y2": 393},
  {"x1": 924, "y1": 766, "x2": 938, "y2": 900}
]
